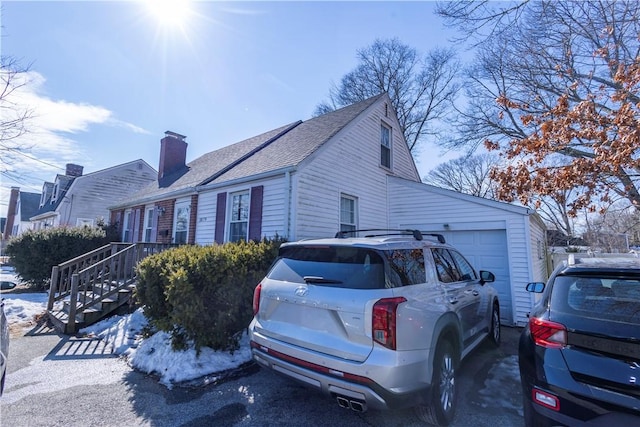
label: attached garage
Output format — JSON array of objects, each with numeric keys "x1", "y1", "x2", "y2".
[
  {"x1": 441, "y1": 230, "x2": 512, "y2": 323},
  {"x1": 388, "y1": 176, "x2": 548, "y2": 326}
]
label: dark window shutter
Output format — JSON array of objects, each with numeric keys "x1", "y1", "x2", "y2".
[
  {"x1": 215, "y1": 192, "x2": 227, "y2": 244},
  {"x1": 133, "y1": 209, "x2": 141, "y2": 243},
  {"x1": 114, "y1": 211, "x2": 122, "y2": 239},
  {"x1": 150, "y1": 208, "x2": 158, "y2": 243},
  {"x1": 248, "y1": 185, "x2": 264, "y2": 241}
]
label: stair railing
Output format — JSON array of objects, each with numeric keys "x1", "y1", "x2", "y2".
[
  {"x1": 47, "y1": 243, "x2": 130, "y2": 311},
  {"x1": 55, "y1": 242, "x2": 177, "y2": 332}
]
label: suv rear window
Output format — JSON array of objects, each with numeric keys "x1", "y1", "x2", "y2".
[
  {"x1": 551, "y1": 275, "x2": 640, "y2": 323},
  {"x1": 268, "y1": 245, "x2": 425, "y2": 289}
]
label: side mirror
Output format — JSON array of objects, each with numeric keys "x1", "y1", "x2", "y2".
[
  {"x1": 526, "y1": 282, "x2": 545, "y2": 293},
  {"x1": 479, "y1": 270, "x2": 495, "y2": 284}
]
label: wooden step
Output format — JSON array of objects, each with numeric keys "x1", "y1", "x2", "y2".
[{"x1": 48, "y1": 309, "x2": 86, "y2": 334}]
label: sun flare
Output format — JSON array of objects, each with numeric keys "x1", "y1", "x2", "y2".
[{"x1": 145, "y1": 0, "x2": 192, "y2": 28}]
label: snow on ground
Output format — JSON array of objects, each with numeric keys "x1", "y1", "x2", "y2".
[
  {"x1": 2, "y1": 292, "x2": 49, "y2": 324},
  {"x1": 2, "y1": 292, "x2": 252, "y2": 388}
]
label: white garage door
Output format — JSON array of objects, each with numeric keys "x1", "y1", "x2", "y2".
[{"x1": 439, "y1": 229, "x2": 513, "y2": 324}]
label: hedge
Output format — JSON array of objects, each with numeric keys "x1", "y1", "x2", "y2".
[
  {"x1": 5, "y1": 225, "x2": 118, "y2": 290},
  {"x1": 135, "y1": 238, "x2": 283, "y2": 353}
]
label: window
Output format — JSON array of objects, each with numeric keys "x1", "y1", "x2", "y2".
[
  {"x1": 270, "y1": 246, "x2": 385, "y2": 289},
  {"x1": 558, "y1": 276, "x2": 640, "y2": 323},
  {"x1": 380, "y1": 123, "x2": 391, "y2": 168},
  {"x1": 76, "y1": 218, "x2": 94, "y2": 227},
  {"x1": 431, "y1": 248, "x2": 463, "y2": 283},
  {"x1": 229, "y1": 191, "x2": 250, "y2": 242},
  {"x1": 143, "y1": 207, "x2": 155, "y2": 242},
  {"x1": 51, "y1": 183, "x2": 59, "y2": 203},
  {"x1": 449, "y1": 250, "x2": 477, "y2": 281},
  {"x1": 384, "y1": 249, "x2": 426, "y2": 286},
  {"x1": 122, "y1": 210, "x2": 132, "y2": 242},
  {"x1": 340, "y1": 194, "x2": 357, "y2": 233},
  {"x1": 173, "y1": 201, "x2": 190, "y2": 244}
]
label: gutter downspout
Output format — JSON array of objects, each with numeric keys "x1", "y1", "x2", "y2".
[{"x1": 285, "y1": 170, "x2": 291, "y2": 239}]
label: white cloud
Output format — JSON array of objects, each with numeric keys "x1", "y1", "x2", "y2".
[
  {"x1": 1, "y1": 70, "x2": 150, "y2": 216},
  {"x1": 108, "y1": 118, "x2": 152, "y2": 135}
]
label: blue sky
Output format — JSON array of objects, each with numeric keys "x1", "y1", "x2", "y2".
[{"x1": 1, "y1": 1, "x2": 461, "y2": 217}]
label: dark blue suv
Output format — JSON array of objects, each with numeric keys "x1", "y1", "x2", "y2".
[{"x1": 519, "y1": 255, "x2": 640, "y2": 426}]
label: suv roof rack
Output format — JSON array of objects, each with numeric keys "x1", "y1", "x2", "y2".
[{"x1": 334, "y1": 229, "x2": 446, "y2": 244}]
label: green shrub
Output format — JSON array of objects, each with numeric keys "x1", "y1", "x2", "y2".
[
  {"x1": 5, "y1": 226, "x2": 116, "y2": 290},
  {"x1": 135, "y1": 238, "x2": 283, "y2": 353}
]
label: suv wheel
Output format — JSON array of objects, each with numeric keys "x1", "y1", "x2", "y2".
[
  {"x1": 490, "y1": 303, "x2": 500, "y2": 347},
  {"x1": 415, "y1": 341, "x2": 457, "y2": 426}
]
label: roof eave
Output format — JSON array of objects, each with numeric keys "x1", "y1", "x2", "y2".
[
  {"x1": 109, "y1": 187, "x2": 197, "y2": 210},
  {"x1": 196, "y1": 166, "x2": 296, "y2": 192},
  {"x1": 30, "y1": 211, "x2": 59, "y2": 221}
]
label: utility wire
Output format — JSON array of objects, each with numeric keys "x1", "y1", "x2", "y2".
[{"x1": 0, "y1": 146, "x2": 66, "y2": 172}]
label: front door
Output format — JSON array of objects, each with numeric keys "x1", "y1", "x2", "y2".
[{"x1": 173, "y1": 200, "x2": 190, "y2": 244}]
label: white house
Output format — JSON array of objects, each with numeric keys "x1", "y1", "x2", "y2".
[
  {"x1": 26, "y1": 161, "x2": 157, "y2": 231},
  {"x1": 3, "y1": 188, "x2": 40, "y2": 238},
  {"x1": 110, "y1": 93, "x2": 547, "y2": 325}
]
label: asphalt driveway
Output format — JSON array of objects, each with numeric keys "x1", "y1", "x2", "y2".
[{"x1": 1, "y1": 321, "x2": 524, "y2": 426}]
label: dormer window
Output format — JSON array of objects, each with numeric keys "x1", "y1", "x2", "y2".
[
  {"x1": 380, "y1": 123, "x2": 391, "y2": 169},
  {"x1": 51, "y1": 183, "x2": 59, "y2": 203}
]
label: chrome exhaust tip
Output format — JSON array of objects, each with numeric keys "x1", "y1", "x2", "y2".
[
  {"x1": 336, "y1": 396, "x2": 350, "y2": 409},
  {"x1": 349, "y1": 400, "x2": 365, "y2": 413},
  {"x1": 336, "y1": 395, "x2": 367, "y2": 412}
]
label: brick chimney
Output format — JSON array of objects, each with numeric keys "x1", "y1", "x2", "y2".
[
  {"x1": 4, "y1": 187, "x2": 19, "y2": 238},
  {"x1": 66, "y1": 163, "x2": 84, "y2": 177},
  {"x1": 158, "y1": 131, "x2": 188, "y2": 180}
]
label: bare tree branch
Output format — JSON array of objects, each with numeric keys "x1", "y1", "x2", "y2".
[
  {"x1": 438, "y1": 0, "x2": 640, "y2": 215},
  {"x1": 315, "y1": 38, "x2": 461, "y2": 155},
  {"x1": 423, "y1": 153, "x2": 501, "y2": 199},
  {"x1": 0, "y1": 56, "x2": 34, "y2": 171}
]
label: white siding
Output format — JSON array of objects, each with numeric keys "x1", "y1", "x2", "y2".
[
  {"x1": 519, "y1": 214, "x2": 550, "y2": 321},
  {"x1": 195, "y1": 175, "x2": 288, "y2": 245},
  {"x1": 528, "y1": 215, "x2": 549, "y2": 282},
  {"x1": 59, "y1": 161, "x2": 156, "y2": 227},
  {"x1": 195, "y1": 190, "x2": 218, "y2": 244},
  {"x1": 388, "y1": 176, "x2": 539, "y2": 325},
  {"x1": 294, "y1": 98, "x2": 419, "y2": 240},
  {"x1": 261, "y1": 176, "x2": 289, "y2": 239},
  {"x1": 506, "y1": 215, "x2": 533, "y2": 325}
]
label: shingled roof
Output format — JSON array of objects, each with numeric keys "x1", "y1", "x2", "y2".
[
  {"x1": 31, "y1": 175, "x2": 75, "y2": 218},
  {"x1": 116, "y1": 93, "x2": 385, "y2": 206},
  {"x1": 19, "y1": 192, "x2": 41, "y2": 221}
]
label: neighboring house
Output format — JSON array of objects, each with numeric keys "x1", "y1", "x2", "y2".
[
  {"x1": 3, "y1": 188, "x2": 41, "y2": 237},
  {"x1": 546, "y1": 229, "x2": 588, "y2": 249},
  {"x1": 24, "y1": 161, "x2": 157, "y2": 232},
  {"x1": 110, "y1": 93, "x2": 547, "y2": 325},
  {"x1": 581, "y1": 231, "x2": 629, "y2": 253}
]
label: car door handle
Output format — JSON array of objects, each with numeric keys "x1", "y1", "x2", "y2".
[
  {"x1": 472, "y1": 291, "x2": 479, "y2": 296},
  {"x1": 448, "y1": 296, "x2": 458, "y2": 304}
]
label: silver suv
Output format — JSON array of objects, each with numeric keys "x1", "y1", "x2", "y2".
[{"x1": 248, "y1": 229, "x2": 500, "y2": 426}]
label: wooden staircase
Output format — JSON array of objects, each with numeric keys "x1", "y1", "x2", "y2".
[{"x1": 47, "y1": 242, "x2": 175, "y2": 334}]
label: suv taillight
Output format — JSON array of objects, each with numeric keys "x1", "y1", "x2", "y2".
[
  {"x1": 253, "y1": 283, "x2": 262, "y2": 316},
  {"x1": 372, "y1": 297, "x2": 406, "y2": 350},
  {"x1": 529, "y1": 317, "x2": 567, "y2": 348}
]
